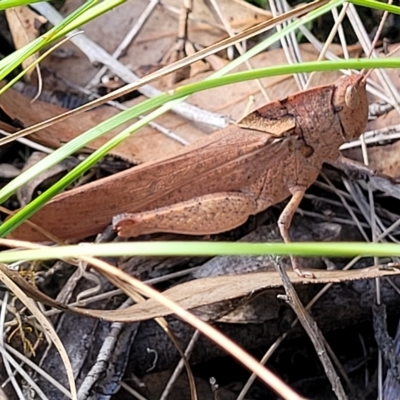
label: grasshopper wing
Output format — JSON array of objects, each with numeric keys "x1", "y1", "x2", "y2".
[{"x1": 10, "y1": 126, "x2": 288, "y2": 241}]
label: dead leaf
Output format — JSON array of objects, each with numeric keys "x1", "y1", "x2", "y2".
[
  {"x1": 0, "y1": 87, "x2": 137, "y2": 162},
  {"x1": 5, "y1": 6, "x2": 46, "y2": 82},
  {"x1": 0, "y1": 262, "x2": 398, "y2": 323},
  {"x1": 91, "y1": 266, "x2": 400, "y2": 323}
]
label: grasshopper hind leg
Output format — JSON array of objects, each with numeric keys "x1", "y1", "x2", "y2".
[{"x1": 113, "y1": 192, "x2": 263, "y2": 237}]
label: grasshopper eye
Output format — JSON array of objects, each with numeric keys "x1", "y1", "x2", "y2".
[{"x1": 345, "y1": 84, "x2": 359, "y2": 109}]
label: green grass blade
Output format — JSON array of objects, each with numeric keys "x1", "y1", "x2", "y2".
[
  {"x1": 0, "y1": 0, "x2": 47, "y2": 10},
  {"x1": 0, "y1": 0, "x2": 126, "y2": 84},
  {"x1": 350, "y1": 0, "x2": 400, "y2": 14},
  {"x1": 0, "y1": 241, "x2": 400, "y2": 263}
]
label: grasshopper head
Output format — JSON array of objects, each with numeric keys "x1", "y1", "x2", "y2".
[{"x1": 333, "y1": 74, "x2": 368, "y2": 142}]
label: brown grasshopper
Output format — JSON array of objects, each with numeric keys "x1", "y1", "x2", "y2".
[{"x1": 10, "y1": 73, "x2": 368, "y2": 275}]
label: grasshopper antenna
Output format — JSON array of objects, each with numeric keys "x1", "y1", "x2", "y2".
[{"x1": 361, "y1": 0, "x2": 393, "y2": 82}]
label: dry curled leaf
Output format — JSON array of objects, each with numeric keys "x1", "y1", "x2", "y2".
[
  {"x1": 0, "y1": 262, "x2": 398, "y2": 323},
  {"x1": 88, "y1": 266, "x2": 400, "y2": 322},
  {"x1": 5, "y1": 6, "x2": 46, "y2": 82}
]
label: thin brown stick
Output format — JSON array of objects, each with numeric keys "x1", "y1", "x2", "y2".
[{"x1": 274, "y1": 256, "x2": 348, "y2": 400}]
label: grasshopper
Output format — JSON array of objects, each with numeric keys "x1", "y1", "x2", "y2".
[{"x1": 10, "y1": 73, "x2": 368, "y2": 275}]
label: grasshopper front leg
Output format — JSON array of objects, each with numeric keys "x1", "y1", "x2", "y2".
[{"x1": 113, "y1": 192, "x2": 262, "y2": 237}]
